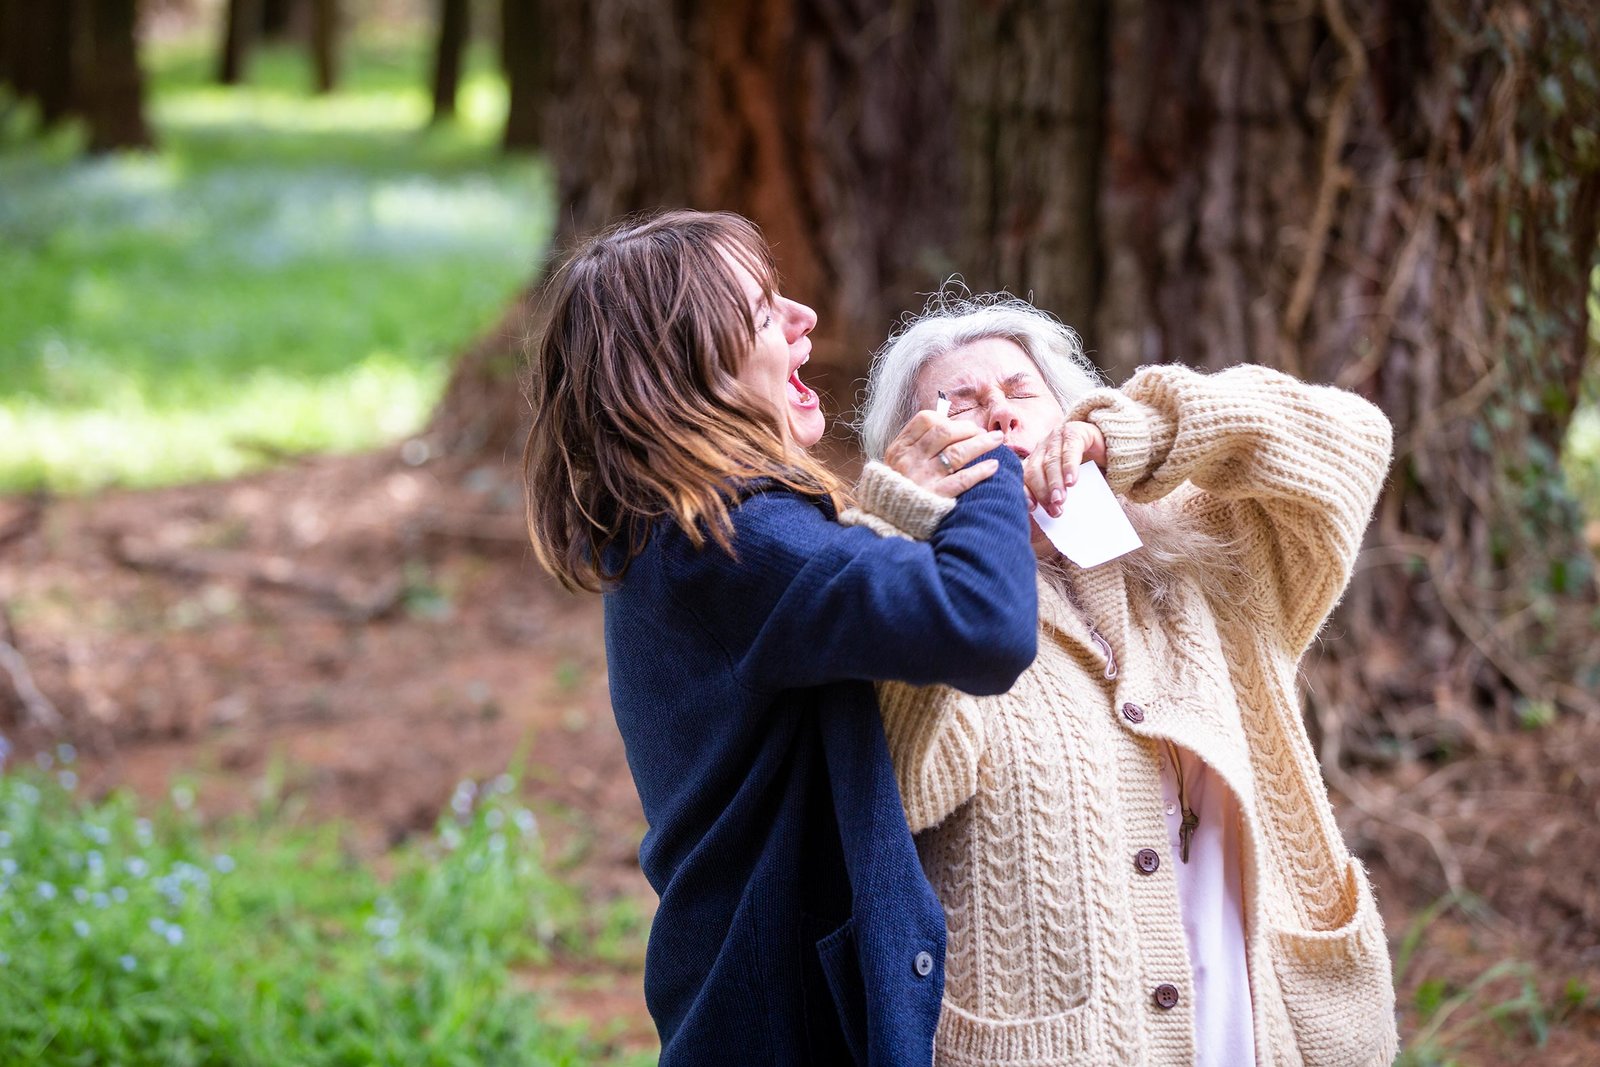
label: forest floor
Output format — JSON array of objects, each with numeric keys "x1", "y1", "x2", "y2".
[{"x1": 2, "y1": 444, "x2": 1598, "y2": 1065}]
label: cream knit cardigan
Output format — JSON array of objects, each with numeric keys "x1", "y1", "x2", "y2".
[{"x1": 846, "y1": 363, "x2": 1400, "y2": 1067}]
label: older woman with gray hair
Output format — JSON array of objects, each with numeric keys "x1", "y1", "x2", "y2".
[{"x1": 845, "y1": 294, "x2": 1400, "y2": 1067}]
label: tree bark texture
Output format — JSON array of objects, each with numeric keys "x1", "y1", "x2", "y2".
[
  {"x1": 308, "y1": 0, "x2": 337, "y2": 94},
  {"x1": 431, "y1": 0, "x2": 1599, "y2": 734},
  {"x1": 1096, "y1": 0, "x2": 1600, "y2": 742},
  {"x1": 954, "y1": 0, "x2": 1109, "y2": 336},
  {"x1": 217, "y1": 0, "x2": 259, "y2": 86},
  {"x1": 430, "y1": 0, "x2": 470, "y2": 122}
]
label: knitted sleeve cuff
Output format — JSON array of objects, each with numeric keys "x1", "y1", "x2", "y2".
[
  {"x1": 1062, "y1": 386, "x2": 1172, "y2": 497},
  {"x1": 845, "y1": 461, "x2": 957, "y2": 542}
]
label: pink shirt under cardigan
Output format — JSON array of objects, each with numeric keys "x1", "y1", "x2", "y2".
[{"x1": 1159, "y1": 743, "x2": 1256, "y2": 1067}]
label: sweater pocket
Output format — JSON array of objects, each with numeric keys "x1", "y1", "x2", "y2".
[
  {"x1": 1267, "y1": 856, "x2": 1399, "y2": 1067},
  {"x1": 812, "y1": 916, "x2": 868, "y2": 1067},
  {"x1": 934, "y1": 997, "x2": 1098, "y2": 1066}
]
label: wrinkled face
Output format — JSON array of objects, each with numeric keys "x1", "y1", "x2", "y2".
[
  {"x1": 725, "y1": 254, "x2": 824, "y2": 449},
  {"x1": 913, "y1": 338, "x2": 1064, "y2": 460}
]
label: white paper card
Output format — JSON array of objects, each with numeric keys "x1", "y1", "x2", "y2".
[{"x1": 1031, "y1": 462, "x2": 1142, "y2": 568}]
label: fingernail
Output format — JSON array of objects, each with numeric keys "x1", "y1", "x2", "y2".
[
  {"x1": 1065, "y1": 472, "x2": 1076, "y2": 485},
  {"x1": 1050, "y1": 489, "x2": 1064, "y2": 507}
]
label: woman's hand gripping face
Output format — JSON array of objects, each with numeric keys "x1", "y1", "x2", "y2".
[{"x1": 884, "y1": 412, "x2": 1006, "y2": 498}]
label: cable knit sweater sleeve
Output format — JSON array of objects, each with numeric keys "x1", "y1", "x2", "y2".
[{"x1": 1065, "y1": 362, "x2": 1394, "y2": 656}]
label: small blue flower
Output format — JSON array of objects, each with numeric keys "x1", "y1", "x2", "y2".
[
  {"x1": 36, "y1": 881, "x2": 57, "y2": 900},
  {"x1": 92, "y1": 892, "x2": 110, "y2": 909},
  {"x1": 0, "y1": 830, "x2": 11, "y2": 848},
  {"x1": 0, "y1": 859, "x2": 16, "y2": 878},
  {"x1": 73, "y1": 886, "x2": 90, "y2": 904},
  {"x1": 34, "y1": 752, "x2": 53, "y2": 771},
  {"x1": 57, "y1": 770, "x2": 78, "y2": 791},
  {"x1": 111, "y1": 886, "x2": 128, "y2": 903},
  {"x1": 72, "y1": 919, "x2": 90, "y2": 938},
  {"x1": 513, "y1": 809, "x2": 538, "y2": 837},
  {"x1": 119, "y1": 955, "x2": 136, "y2": 972},
  {"x1": 134, "y1": 820, "x2": 153, "y2": 847},
  {"x1": 212, "y1": 854, "x2": 235, "y2": 874},
  {"x1": 485, "y1": 808, "x2": 504, "y2": 830},
  {"x1": 56, "y1": 743, "x2": 77, "y2": 764},
  {"x1": 164, "y1": 924, "x2": 184, "y2": 946},
  {"x1": 125, "y1": 857, "x2": 149, "y2": 879}
]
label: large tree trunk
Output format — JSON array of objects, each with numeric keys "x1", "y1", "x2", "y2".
[
  {"x1": 430, "y1": 0, "x2": 1599, "y2": 737},
  {"x1": 429, "y1": 0, "x2": 470, "y2": 123},
  {"x1": 76, "y1": 0, "x2": 154, "y2": 152}
]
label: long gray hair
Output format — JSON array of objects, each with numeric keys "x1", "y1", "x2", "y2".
[{"x1": 856, "y1": 291, "x2": 1240, "y2": 608}]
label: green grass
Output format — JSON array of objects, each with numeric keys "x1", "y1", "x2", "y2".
[
  {"x1": 0, "y1": 36, "x2": 551, "y2": 493},
  {"x1": 0, "y1": 749, "x2": 652, "y2": 1065}
]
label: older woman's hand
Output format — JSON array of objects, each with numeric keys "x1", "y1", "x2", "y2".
[
  {"x1": 1025, "y1": 420, "x2": 1108, "y2": 517},
  {"x1": 884, "y1": 413, "x2": 1006, "y2": 499}
]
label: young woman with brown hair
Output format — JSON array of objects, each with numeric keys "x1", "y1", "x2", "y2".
[{"x1": 523, "y1": 210, "x2": 1040, "y2": 1067}]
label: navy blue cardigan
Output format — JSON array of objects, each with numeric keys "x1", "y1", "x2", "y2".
[{"x1": 603, "y1": 448, "x2": 1037, "y2": 1066}]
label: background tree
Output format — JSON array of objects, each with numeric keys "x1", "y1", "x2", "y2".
[
  {"x1": 77, "y1": 0, "x2": 156, "y2": 151},
  {"x1": 308, "y1": 0, "x2": 338, "y2": 94},
  {"x1": 217, "y1": 0, "x2": 260, "y2": 85},
  {"x1": 430, "y1": 0, "x2": 470, "y2": 123},
  {"x1": 2, "y1": 2, "x2": 77, "y2": 126},
  {"x1": 499, "y1": 0, "x2": 548, "y2": 152},
  {"x1": 0, "y1": 0, "x2": 153, "y2": 152},
  {"x1": 259, "y1": 0, "x2": 297, "y2": 40},
  {"x1": 432, "y1": 0, "x2": 1599, "y2": 743}
]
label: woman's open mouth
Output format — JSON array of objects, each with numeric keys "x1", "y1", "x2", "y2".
[{"x1": 788, "y1": 360, "x2": 818, "y2": 410}]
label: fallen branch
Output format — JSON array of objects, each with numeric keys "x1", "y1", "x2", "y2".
[
  {"x1": 108, "y1": 536, "x2": 405, "y2": 623},
  {"x1": 0, "y1": 605, "x2": 64, "y2": 731}
]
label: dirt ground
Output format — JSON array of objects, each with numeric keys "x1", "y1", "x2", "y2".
[{"x1": 2, "y1": 446, "x2": 1597, "y2": 1064}]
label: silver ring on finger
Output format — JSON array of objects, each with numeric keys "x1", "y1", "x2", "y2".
[{"x1": 936, "y1": 450, "x2": 953, "y2": 472}]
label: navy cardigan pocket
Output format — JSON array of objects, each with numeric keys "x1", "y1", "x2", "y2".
[{"x1": 814, "y1": 916, "x2": 868, "y2": 1066}]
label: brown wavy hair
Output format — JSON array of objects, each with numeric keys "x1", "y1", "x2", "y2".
[{"x1": 523, "y1": 210, "x2": 842, "y2": 593}]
